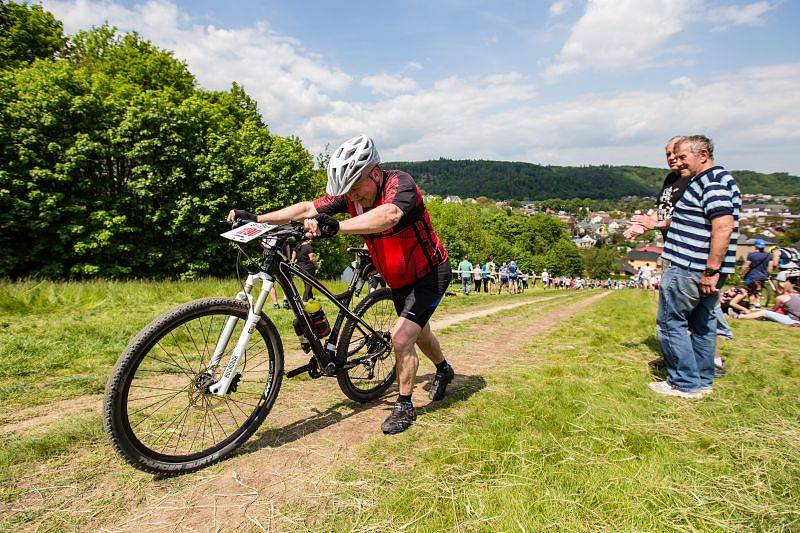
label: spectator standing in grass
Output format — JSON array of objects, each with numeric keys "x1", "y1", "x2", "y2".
[
  {"x1": 484, "y1": 256, "x2": 496, "y2": 293},
  {"x1": 481, "y1": 261, "x2": 490, "y2": 293},
  {"x1": 740, "y1": 239, "x2": 772, "y2": 307},
  {"x1": 541, "y1": 269, "x2": 550, "y2": 289},
  {"x1": 652, "y1": 135, "x2": 740, "y2": 399},
  {"x1": 458, "y1": 256, "x2": 473, "y2": 295},
  {"x1": 508, "y1": 259, "x2": 519, "y2": 294},
  {"x1": 626, "y1": 135, "x2": 692, "y2": 241},
  {"x1": 472, "y1": 263, "x2": 483, "y2": 293},
  {"x1": 498, "y1": 262, "x2": 509, "y2": 294}
]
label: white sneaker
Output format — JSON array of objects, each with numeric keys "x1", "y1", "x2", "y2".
[{"x1": 648, "y1": 381, "x2": 702, "y2": 399}]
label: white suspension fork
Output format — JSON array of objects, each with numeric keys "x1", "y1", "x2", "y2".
[{"x1": 208, "y1": 274, "x2": 273, "y2": 396}]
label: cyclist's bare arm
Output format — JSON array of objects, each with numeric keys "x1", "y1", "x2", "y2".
[
  {"x1": 305, "y1": 203, "x2": 403, "y2": 237},
  {"x1": 226, "y1": 201, "x2": 318, "y2": 225},
  {"x1": 340, "y1": 204, "x2": 403, "y2": 234}
]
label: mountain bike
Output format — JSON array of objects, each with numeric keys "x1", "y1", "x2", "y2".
[{"x1": 104, "y1": 221, "x2": 396, "y2": 475}]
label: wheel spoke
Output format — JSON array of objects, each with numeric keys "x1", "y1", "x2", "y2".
[{"x1": 115, "y1": 303, "x2": 280, "y2": 463}]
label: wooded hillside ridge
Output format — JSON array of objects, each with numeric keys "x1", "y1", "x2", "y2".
[{"x1": 387, "y1": 159, "x2": 800, "y2": 200}]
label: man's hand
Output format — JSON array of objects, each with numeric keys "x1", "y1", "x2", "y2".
[
  {"x1": 624, "y1": 224, "x2": 646, "y2": 239},
  {"x1": 227, "y1": 209, "x2": 257, "y2": 224},
  {"x1": 631, "y1": 213, "x2": 657, "y2": 230},
  {"x1": 304, "y1": 213, "x2": 339, "y2": 239},
  {"x1": 699, "y1": 273, "x2": 720, "y2": 294}
]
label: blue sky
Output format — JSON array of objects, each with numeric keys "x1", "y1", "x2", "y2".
[{"x1": 44, "y1": 0, "x2": 800, "y2": 174}]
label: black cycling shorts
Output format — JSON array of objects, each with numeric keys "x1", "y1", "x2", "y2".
[{"x1": 391, "y1": 259, "x2": 452, "y2": 327}]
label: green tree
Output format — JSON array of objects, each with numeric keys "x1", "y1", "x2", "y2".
[
  {"x1": 0, "y1": 23, "x2": 315, "y2": 279},
  {"x1": 0, "y1": 1, "x2": 65, "y2": 69},
  {"x1": 581, "y1": 246, "x2": 620, "y2": 278}
]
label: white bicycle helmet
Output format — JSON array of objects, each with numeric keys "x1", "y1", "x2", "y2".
[{"x1": 326, "y1": 134, "x2": 381, "y2": 196}]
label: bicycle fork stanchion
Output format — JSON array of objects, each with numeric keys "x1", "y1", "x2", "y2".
[
  {"x1": 209, "y1": 274, "x2": 273, "y2": 396},
  {"x1": 205, "y1": 274, "x2": 255, "y2": 372}
]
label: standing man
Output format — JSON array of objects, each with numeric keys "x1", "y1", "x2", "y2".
[
  {"x1": 498, "y1": 262, "x2": 509, "y2": 294},
  {"x1": 652, "y1": 135, "x2": 740, "y2": 398},
  {"x1": 484, "y1": 256, "x2": 496, "y2": 293},
  {"x1": 508, "y1": 259, "x2": 519, "y2": 294},
  {"x1": 541, "y1": 269, "x2": 550, "y2": 289},
  {"x1": 228, "y1": 134, "x2": 454, "y2": 434},
  {"x1": 740, "y1": 239, "x2": 772, "y2": 306},
  {"x1": 458, "y1": 256, "x2": 473, "y2": 295}
]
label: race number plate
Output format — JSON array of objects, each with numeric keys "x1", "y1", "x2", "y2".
[{"x1": 221, "y1": 222, "x2": 276, "y2": 243}]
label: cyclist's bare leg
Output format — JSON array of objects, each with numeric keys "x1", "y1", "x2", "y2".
[
  {"x1": 392, "y1": 317, "x2": 423, "y2": 396},
  {"x1": 415, "y1": 322, "x2": 445, "y2": 366}
]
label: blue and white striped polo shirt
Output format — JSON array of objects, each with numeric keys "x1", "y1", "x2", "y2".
[{"x1": 662, "y1": 166, "x2": 740, "y2": 274}]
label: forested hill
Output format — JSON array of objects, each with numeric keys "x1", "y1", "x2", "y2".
[{"x1": 386, "y1": 159, "x2": 800, "y2": 200}]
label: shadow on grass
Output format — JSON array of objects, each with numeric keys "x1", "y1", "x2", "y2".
[
  {"x1": 622, "y1": 334, "x2": 662, "y2": 356},
  {"x1": 235, "y1": 373, "x2": 487, "y2": 457},
  {"x1": 621, "y1": 335, "x2": 666, "y2": 378}
]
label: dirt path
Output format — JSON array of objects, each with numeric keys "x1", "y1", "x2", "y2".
[
  {"x1": 100, "y1": 291, "x2": 608, "y2": 532},
  {"x1": 0, "y1": 295, "x2": 558, "y2": 438}
]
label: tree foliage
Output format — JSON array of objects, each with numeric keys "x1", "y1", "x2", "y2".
[
  {"x1": 0, "y1": 1, "x2": 65, "y2": 69},
  {"x1": 389, "y1": 159, "x2": 800, "y2": 200},
  {"x1": 0, "y1": 20, "x2": 314, "y2": 279},
  {"x1": 425, "y1": 201, "x2": 583, "y2": 276}
]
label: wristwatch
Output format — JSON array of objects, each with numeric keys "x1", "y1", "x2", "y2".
[{"x1": 703, "y1": 267, "x2": 721, "y2": 276}]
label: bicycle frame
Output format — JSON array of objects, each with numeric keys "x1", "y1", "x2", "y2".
[{"x1": 208, "y1": 246, "x2": 389, "y2": 396}]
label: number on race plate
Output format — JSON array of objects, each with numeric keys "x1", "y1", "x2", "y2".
[{"x1": 220, "y1": 222, "x2": 276, "y2": 243}]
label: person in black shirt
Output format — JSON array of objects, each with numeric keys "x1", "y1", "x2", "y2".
[
  {"x1": 625, "y1": 135, "x2": 692, "y2": 240},
  {"x1": 291, "y1": 238, "x2": 317, "y2": 301}
]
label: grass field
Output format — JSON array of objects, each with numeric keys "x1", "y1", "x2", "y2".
[
  {"x1": 0, "y1": 277, "x2": 525, "y2": 418},
  {"x1": 1, "y1": 281, "x2": 798, "y2": 530},
  {"x1": 0, "y1": 277, "x2": 549, "y2": 513},
  {"x1": 304, "y1": 290, "x2": 800, "y2": 530}
]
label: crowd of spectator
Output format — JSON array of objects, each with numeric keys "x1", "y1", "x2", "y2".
[{"x1": 454, "y1": 255, "x2": 622, "y2": 295}]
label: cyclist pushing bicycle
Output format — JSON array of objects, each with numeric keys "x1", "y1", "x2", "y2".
[{"x1": 227, "y1": 134, "x2": 454, "y2": 434}]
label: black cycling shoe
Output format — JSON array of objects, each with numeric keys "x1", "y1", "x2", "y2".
[
  {"x1": 429, "y1": 364, "x2": 455, "y2": 401},
  {"x1": 381, "y1": 402, "x2": 416, "y2": 434},
  {"x1": 282, "y1": 300, "x2": 290, "y2": 310}
]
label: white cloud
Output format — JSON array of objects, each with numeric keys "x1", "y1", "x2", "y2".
[
  {"x1": 544, "y1": 1, "x2": 777, "y2": 81},
  {"x1": 544, "y1": 0, "x2": 696, "y2": 81},
  {"x1": 405, "y1": 60, "x2": 423, "y2": 71},
  {"x1": 40, "y1": 0, "x2": 800, "y2": 173},
  {"x1": 360, "y1": 73, "x2": 418, "y2": 96},
  {"x1": 303, "y1": 63, "x2": 800, "y2": 173},
  {"x1": 708, "y1": 1, "x2": 775, "y2": 27},
  {"x1": 549, "y1": 0, "x2": 571, "y2": 16},
  {"x1": 43, "y1": 0, "x2": 351, "y2": 133}
]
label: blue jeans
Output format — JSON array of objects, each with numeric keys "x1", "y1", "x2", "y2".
[
  {"x1": 656, "y1": 265, "x2": 721, "y2": 392},
  {"x1": 461, "y1": 276, "x2": 472, "y2": 294}
]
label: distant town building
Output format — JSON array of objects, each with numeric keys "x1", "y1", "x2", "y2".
[{"x1": 572, "y1": 235, "x2": 597, "y2": 249}]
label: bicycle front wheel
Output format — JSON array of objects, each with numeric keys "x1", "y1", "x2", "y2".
[
  {"x1": 336, "y1": 288, "x2": 396, "y2": 403},
  {"x1": 103, "y1": 297, "x2": 283, "y2": 475}
]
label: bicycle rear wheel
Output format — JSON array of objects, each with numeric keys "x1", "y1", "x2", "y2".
[
  {"x1": 336, "y1": 288, "x2": 396, "y2": 403},
  {"x1": 103, "y1": 297, "x2": 283, "y2": 475}
]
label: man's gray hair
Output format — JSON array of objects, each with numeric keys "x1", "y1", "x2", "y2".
[
  {"x1": 665, "y1": 135, "x2": 684, "y2": 149},
  {"x1": 677, "y1": 135, "x2": 714, "y2": 158}
]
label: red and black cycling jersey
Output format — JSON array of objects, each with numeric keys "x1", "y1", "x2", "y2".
[{"x1": 313, "y1": 169, "x2": 448, "y2": 288}]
